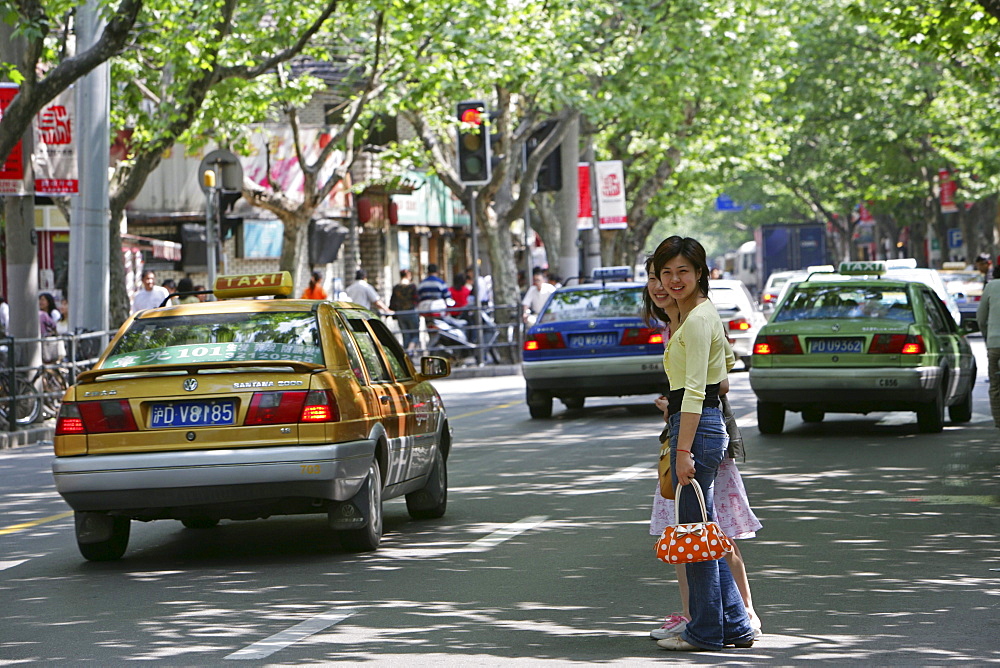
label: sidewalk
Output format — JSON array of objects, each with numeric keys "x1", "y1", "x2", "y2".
[{"x1": 0, "y1": 364, "x2": 520, "y2": 451}]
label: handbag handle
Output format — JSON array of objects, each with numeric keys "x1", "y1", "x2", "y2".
[{"x1": 673, "y1": 478, "x2": 710, "y2": 526}]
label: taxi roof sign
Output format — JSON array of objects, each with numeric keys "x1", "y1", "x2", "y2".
[
  {"x1": 591, "y1": 266, "x2": 632, "y2": 281},
  {"x1": 214, "y1": 272, "x2": 294, "y2": 299},
  {"x1": 838, "y1": 261, "x2": 887, "y2": 276}
]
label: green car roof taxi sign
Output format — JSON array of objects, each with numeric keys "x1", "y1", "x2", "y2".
[{"x1": 839, "y1": 261, "x2": 888, "y2": 276}]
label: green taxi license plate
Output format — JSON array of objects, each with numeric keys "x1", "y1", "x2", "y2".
[
  {"x1": 808, "y1": 338, "x2": 863, "y2": 354},
  {"x1": 149, "y1": 400, "x2": 237, "y2": 428}
]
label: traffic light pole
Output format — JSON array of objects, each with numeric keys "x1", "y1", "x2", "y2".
[{"x1": 468, "y1": 188, "x2": 484, "y2": 366}]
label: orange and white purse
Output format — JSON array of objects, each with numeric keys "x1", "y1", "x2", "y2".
[{"x1": 654, "y1": 480, "x2": 734, "y2": 564}]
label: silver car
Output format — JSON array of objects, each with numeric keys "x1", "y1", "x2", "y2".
[{"x1": 709, "y1": 279, "x2": 768, "y2": 369}]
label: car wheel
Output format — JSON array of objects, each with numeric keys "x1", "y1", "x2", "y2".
[
  {"x1": 948, "y1": 385, "x2": 973, "y2": 423},
  {"x1": 526, "y1": 389, "x2": 553, "y2": 419},
  {"x1": 562, "y1": 396, "x2": 585, "y2": 410},
  {"x1": 76, "y1": 513, "x2": 130, "y2": 562},
  {"x1": 340, "y1": 460, "x2": 383, "y2": 552},
  {"x1": 741, "y1": 356, "x2": 752, "y2": 370},
  {"x1": 757, "y1": 401, "x2": 785, "y2": 435},
  {"x1": 181, "y1": 518, "x2": 220, "y2": 529},
  {"x1": 916, "y1": 383, "x2": 946, "y2": 433},
  {"x1": 406, "y1": 447, "x2": 448, "y2": 520},
  {"x1": 801, "y1": 408, "x2": 824, "y2": 423}
]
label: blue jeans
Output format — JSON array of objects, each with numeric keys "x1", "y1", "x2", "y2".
[
  {"x1": 669, "y1": 408, "x2": 754, "y2": 650},
  {"x1": 396, "y1": 313, "x2": 420, "y2": 349}
]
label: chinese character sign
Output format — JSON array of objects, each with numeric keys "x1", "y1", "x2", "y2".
[
  {"x1": 939, "y1": 168, "x2": 958, "y2": 214},
  {"x1": 0, "y1": 84, "x2": 27, "y2": 195},
  {"x1": 34, "y1": 86, "x2": 79, "y2": 195},
  {"x1": 595, "y1": 160, "x2": 627, "y2": 230},
  {"x1": 577, "y1": 163, "x2": 593, "y2": 230}
]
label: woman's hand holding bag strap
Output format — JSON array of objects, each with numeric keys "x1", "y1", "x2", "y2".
[{"x1": 654, "y1": 480, "x2": 734, "y2": 564}]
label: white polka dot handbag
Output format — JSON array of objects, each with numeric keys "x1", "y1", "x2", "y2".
[{"x1": 654, "y1": 481, "x2": 734, "y2": 564}]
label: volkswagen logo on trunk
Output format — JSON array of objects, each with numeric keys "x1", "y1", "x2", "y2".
[{"x1": 183, "y1": 378, "x2": 198, "y2": 392}]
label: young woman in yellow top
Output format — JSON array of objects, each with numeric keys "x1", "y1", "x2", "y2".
[{"x1": 650, "y1": 236, "x2": 755, "y2": 652}]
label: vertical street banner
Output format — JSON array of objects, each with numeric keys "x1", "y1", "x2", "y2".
[
  {"x1": 939, "y1": 168, "x2": 958, "y2": 214},
  {"x1": 0, "y1": 83, "x2": 27, "y2": 195},
  {"x1": 577, "y1": 162, "x2": 593, "y2": 229},
  {"x1": 34, "y1": 86, "x2": 79, "y2": 195},
  {"x1": 595, "y1": 160, "x2": 627, "y2": 230}
]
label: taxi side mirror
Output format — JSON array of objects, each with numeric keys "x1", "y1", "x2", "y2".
[
  {"x1": 420, "y1": 356, "x2": 451, "y2": 379},
  {"x1": 961, "y1": 319, "x2": 979, "y2": 334}
]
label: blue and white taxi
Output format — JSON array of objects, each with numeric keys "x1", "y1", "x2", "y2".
[{"x1": 521, "y1": 267, "x2": 668, "y2": 418}]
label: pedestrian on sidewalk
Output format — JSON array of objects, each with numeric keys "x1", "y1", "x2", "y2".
[{"x1": 977, "y1": 264, "x2": 1000, "y2": 428}]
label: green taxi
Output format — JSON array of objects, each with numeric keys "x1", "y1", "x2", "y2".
[
  {"x1": 749, "y1": 261, "x2": 977, "y2": 434},
  {"x1": 52, "y1": 272, "x2": 451, "y2": 561}
]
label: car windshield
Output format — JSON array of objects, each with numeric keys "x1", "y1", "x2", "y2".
[
  {"x1": 774, "y1": 285, "x2": 914, "y2": 323},
  {"x1": 539, "y1": 286, "x2": 644, "y2": 323},
  {"x1": 104, "y1": 312, "x2": 323, "y2": 368}
]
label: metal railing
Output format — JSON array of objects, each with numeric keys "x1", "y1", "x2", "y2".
[
  {"x1": 0, "y1": 329, "x2": 113, "y2": 432},
  {"x1": 386, "y1": 303, "x2": 525, "y2": 367}
]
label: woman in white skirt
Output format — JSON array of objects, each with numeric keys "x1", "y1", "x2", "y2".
[{"x1": 642, "y1": 265, "x2": 762, "y2": 641}]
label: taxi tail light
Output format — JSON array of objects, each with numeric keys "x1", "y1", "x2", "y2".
[
  {"x1": 762, "y1": 292, "x2": 777, "y2": 304},
  {"x1": 245, "y1": 391, "x2": 308, "y2": 425},
  {"x1": 753, "y1": 335, "x2": 803, "y2": 355},
  {"x1": 621, "y1": 327, "x2": 662, "y2": 345},
  {"x1": 300, "y1": 390, "x2": 340, "y2": 422},
  {"x1": 524, "y1": 332, "x2": 565, "y2": 351},
  {"x1": 869, "y1": 333, "x2": 925, "y2": 355},
  {"x1": 728, "y1": 318, "x2": 751, "y2": 332},
  {"x1": 56, "y1": 400, "x2": 138, "y2": 434}
]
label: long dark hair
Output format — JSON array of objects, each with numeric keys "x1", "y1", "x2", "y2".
[
  {"x1": 641, "y1": 256, "x2": 670, "y2": 328},
  {"x1": 39, "y1": 292, "x2": 58, "y2": 315},
  {"x1": 650, "y1": 235, "x2": 710, "y2": 298}
]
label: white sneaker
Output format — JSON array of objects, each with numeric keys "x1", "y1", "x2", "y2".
[{"x1": 650, "y1": 614, "x2": 689, "y2": 640}]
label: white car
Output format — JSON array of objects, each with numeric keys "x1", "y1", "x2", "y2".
[{"x1": 708, "y1": 279, "x2": 768, "y2": 369}]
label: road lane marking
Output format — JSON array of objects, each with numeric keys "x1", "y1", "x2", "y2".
[
  {"x1": 0, "y1": 560, "x2": 28, "y2": 571},
  {"x1": 0, "y1": 511, "x2": 73, "y2": 536},
  {"x1": 599, "y1": 463, "x2": 654, "y2": 483},
  {"x1": 468, "y1": 515, "x2": 548, "y2": 549},
  {"x1": 449, "y1": 401, "x2": 520, "y2": 421},
  {"x1": 224, "y1": 608, "x2": 355, "y2": 661}
]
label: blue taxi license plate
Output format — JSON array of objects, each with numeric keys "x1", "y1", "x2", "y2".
[
  {"x1": 569, "y1": 333, "x2": 617, "y2": 348},
  {"x1": 808, "y1": 338, "x2": 863, "y2": 354},
  {"x1": 149, "y1": 400, "x2": 236, "y2": 428}
]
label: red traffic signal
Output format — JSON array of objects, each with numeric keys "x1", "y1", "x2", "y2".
[{"x1": 456, "y1": 101, "x2": 491, "y2": 186}]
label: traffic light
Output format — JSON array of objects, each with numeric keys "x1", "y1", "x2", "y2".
[
  {"x1": 456, "y1": 101, "x2": 491, "y2": 185},
  {"x1": 526, "y1": 120, "x2": 562, "y2": 192}
]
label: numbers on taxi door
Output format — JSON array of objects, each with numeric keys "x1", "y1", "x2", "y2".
[{"x1": 300, "y1": 465, "x2": 321, "y2": 474}]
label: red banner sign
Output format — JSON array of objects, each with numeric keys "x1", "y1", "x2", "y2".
[{"x1": 0, "y1": 84, "x2": 26, "y2": 194}]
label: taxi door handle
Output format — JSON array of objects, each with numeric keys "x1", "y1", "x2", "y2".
[{"x1": 379, "y1": 394, "x2": 392, "y2": 404}]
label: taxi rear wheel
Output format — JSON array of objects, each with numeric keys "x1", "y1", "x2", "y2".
[
  {"x1": 757, "y1": 401, "x2": 785, "y2": 435},
  {"x1": 562, "y1": 397, "x2": 585, "y2": 410},
  {"x1": 340, "y1": 460, "x2": 383, "y2": 552},
  {"x1": 76, "y1": 514, "x2": 130, "y2": 562},
  {"x1": 948, "y1": 384, "x2": 974, "y2": 423},
  {"x1": 527, "y1": 389, "x2": 553, "y2": 419},
  {"x1": 916, "y1": 383, "x2": 946, "y2": 433},
  {"x1": 406, "y1": 448, "x2": 448, "y2": 520}
]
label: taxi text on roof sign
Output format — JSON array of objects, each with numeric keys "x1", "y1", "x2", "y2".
[
  {"x1": 838, "y1": 261, "x2": 887, "y2": 276},
  {"x1": 213, "y1": 272, "x2": 294, "y2": 299},
  {"x1": 592, "y1": 266, "x2": 632, "y2": 281}
]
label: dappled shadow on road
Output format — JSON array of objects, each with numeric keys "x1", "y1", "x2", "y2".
[{"x1": 2, "y1": 411, "x2": 999, "y2": 665}]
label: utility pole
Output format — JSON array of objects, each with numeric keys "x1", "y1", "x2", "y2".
[
  {"x1": 1, "y1": 23, "x2": 41, "y2": 370},
  {"x1": 555, "y1": 116, "x2": 579, "y2": 282},
  {"x1": 582, "y1": 138, "x2": 602, "y2": 278},
  {"x1": 69, "y1": 0, "x2": 111, "y2": 334}
]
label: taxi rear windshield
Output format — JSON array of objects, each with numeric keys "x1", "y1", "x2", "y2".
[
  {"x1": 775, "y1": 285, "x2": 913, "y2": 323},
  {"x1": 103, "y1": 312, "x2": 322, "y2": 368},
  {"x1": 539, "y1": 287, "x2": 644, "y2": 323}
]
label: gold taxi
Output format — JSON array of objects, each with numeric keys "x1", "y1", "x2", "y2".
[{"x1": 52, "y1": 272, "x2": 451, "y2": 561}]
